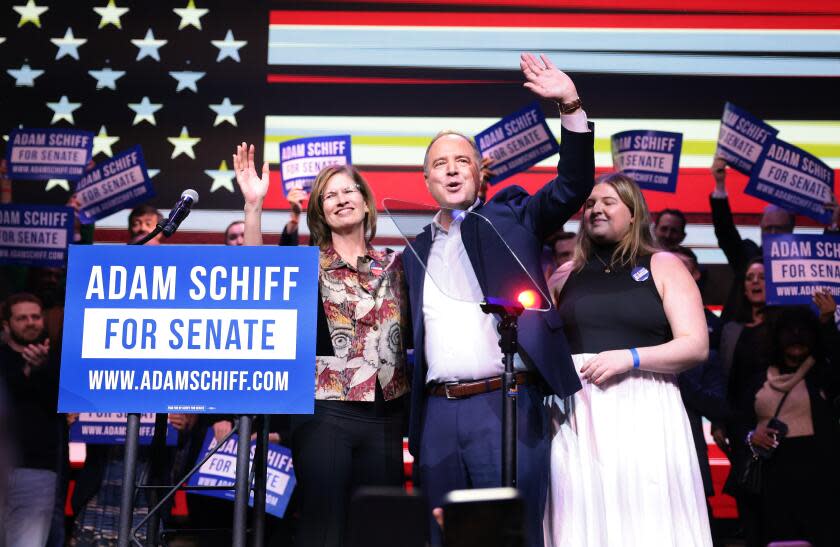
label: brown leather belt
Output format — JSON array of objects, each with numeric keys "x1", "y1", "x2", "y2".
[{"x1": 427, "y1": 372, "x2": 535, "y2": 400}]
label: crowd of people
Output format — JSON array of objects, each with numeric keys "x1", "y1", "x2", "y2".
[{"x1": 1, "y1": 53, "x2": 839, "y2": 547}]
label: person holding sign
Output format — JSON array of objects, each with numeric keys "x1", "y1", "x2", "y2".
[
  {"x1": 234, "y1": 147, "x2": 409, "y2": 547},
  {"x1": 710, "y1": 157, "x2": 796, "y2": 322},
  {"x1": 403, "y1": 53, "x2": 593, "y2": 547},
  {"x1": 545, "y1": 174, "x2": 711, "y2": 546}
]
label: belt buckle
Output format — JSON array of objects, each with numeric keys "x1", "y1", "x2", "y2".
[{"x1": 443, "y1": 381, "x2": 459, "y2": 400}]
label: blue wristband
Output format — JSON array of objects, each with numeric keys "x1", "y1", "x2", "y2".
[{"x1": 630, "y1": 348, "x2": 640, "y2": 369}]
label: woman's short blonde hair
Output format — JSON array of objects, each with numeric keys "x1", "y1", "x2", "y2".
[
  {"x1": 573, "y1": 172, "x2": 659, "y2": 271},
  {"x1": 306, "y1": 165, "x2": 377, "y2": 249}
]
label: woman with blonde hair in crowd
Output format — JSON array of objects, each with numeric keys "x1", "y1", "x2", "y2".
[
  {"x1": 545, "y1": 173, "x2": 711, "y2": 546},
  {"x1": 233, "y1": 144, "x2": 409, "y2": 547}
]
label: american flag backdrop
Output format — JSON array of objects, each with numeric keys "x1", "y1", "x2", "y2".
[{"x1": 2, "y1": 0, "x2": 839, "y2": 244}]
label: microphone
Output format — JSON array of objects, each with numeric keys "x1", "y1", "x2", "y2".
[{"x1": 160, "y1": 189, "x2": 199, "y2": 237}]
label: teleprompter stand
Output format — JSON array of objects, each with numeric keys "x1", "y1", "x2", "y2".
[
  {"x1": 117, "y1": 225, "x2": 271, "y2": 546},
  {"x1": 480, "y1": 296, "x2": 525, "y2": 488}
]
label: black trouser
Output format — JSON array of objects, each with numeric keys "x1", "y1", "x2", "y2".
[
  {"x1": 761, "y1": 435, "x2": 835, "y2": 547},
  {"x1": 291, "y1": 392, "x2": 405, "y2": 547}
]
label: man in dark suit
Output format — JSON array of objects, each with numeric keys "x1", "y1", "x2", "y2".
[{"x1": 403, "y1": 54, "x2": 594, "y2": 546}]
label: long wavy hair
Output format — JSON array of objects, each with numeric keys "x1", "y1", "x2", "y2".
[
  {"x1": 306, "y1": 165, "x2": 377, "y2": 249},
  {"x1": 572, "y1": 172, "x2": 659, "y2": 271}
]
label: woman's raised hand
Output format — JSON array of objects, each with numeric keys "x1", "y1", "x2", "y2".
[{"x1": 233, "y1": 142, "x2": 270, "y2": 208}]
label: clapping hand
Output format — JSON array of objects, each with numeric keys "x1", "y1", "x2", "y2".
[
  {"x1": 520, "y1": 53, "x2": 579, "y2": 104},
  {"x1": 813, "y1": 289, "x2": 837, "y2": 323},
  {"x1": 580, "y1": 349, "x2": 633, "y2": 385},
  {"x1": 21, "y1": 338, "x2": 50, "y2": 374},
  {"x1": 233, "y1": 142, "x2": 270, "y2": 208}
]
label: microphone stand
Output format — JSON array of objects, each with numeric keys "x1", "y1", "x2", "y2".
[{"x1": 480, "y1": 297, "x2": 524, "y2": 488}]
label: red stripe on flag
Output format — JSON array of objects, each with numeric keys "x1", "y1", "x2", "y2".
[
  {"x1": 302, "y1": 0, "x2": 840, "y2": 16},
  {"x1": 266, "y1": 74, "x2": 512, "y2": 85},
  {"x1": 270, "y1": 10, "x2": 840, "y2": 30},
  {"x1": 262, "y1": 165, "x2": 834, "y2": 220}
]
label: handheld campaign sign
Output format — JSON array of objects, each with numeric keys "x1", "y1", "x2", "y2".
[
  {"x1": 763, "y1": 234, "x2": 840, "y2": 306},
  {"x1": 6, "y1": 128, "x2": 93, "y2": 180},
  {"x1": 611, "y1": 130, "x2": 683, "y2": 192},
  {"x1": 58, "y1": 245, "x2": 319, "y2": 414},
  {"x1": 0, "y1": 204, "x2": 73, "y2": 267},
  {"x1": 474, "y1": 103, "x2": 560, "y2": 185},
  {"x1": 74, "y1": 146, "x2": 155, "y2": 224},
  {"x1": 716, "y1": 103, "x2": 778, "y2": 175},
  {"x1": 186, "y1": 431, "x2": 296, "y2": 518},
  {"x1": 69, "y1": 412, "x2": 177, "y2": 446},
  {"x1": 279, "y1": 135, "x2": 351, "y2": 196},
  {"x1": 745, "y1": 139, "x2": 835, "y2": 224}
]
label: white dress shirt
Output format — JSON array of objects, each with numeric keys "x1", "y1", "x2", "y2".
[{"x1": 423, "y1": 110, "x2": 590, "y2": 384}]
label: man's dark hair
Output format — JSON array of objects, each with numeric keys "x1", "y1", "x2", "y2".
[
  {"x1": 1, "y1": 293, "x2": 43, "y2": 323},
  {"x1": 655, "y1": 208, "x2": 687, "y2": 232},
  {"x1": 224, "y1": 220, "x2": 245, "y2": 239},
  {"x1": 546, "y1": 231, "x2": 576, "y2": 247},
  {"x1": 128, "y1": 204, "x2": 163, "y2": 230}
]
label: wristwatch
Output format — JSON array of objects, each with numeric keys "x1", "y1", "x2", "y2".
[{"x1": 557, "y1": 97, "x2": 582, "y2": 115}]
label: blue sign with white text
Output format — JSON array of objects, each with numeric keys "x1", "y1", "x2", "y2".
[
  {"x1": 6, "y1": 128, "x2": 93, "y2": 181},
  {"x1": 279, "y1": 135, "x2": 352, "y2": 196},
  {"x1": 716, "y1": 103, "x2": 778, "y2": 175},
  {"x1": 74, "y1": 146, "x2": 155, "y2": 224},
  {"x1": 186, "y1": 431, "x2": 296, "y2": 518},
  {"x1": 611, "y1": 130, "x2": 683, "y2": 192},
  {"x1": 0, "y1": 204, "x2": 74, "y2": 267},
  {"x1": 745, "y1": 138, "x2": 834, "y2": 224},
  {"x1": 69, "y1": 412, "x2": 177, "y2": 446},
  {"x1": 475, "y1": 103, "x2": 560, "y2": 185},
  {"x1": 763, "y1": 234, "x2": 840, "y2": 306},
  {"x1": 58, "y1": 245, "x2": 319, "y2": 414}
]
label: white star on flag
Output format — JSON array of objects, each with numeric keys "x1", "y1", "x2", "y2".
[
  {"x1": 0, "y1": 38, "x2": 5, "y2": 46},
  {"x1": 7, "y1": 64, "x2": 44, "y2": 87},
  {"x1": 211, "y1": 30, "x2": 246, "y2": 62},
  {"x1": 169, "y1": 71, "x2": 205, "y2": 92},
  {"x1": 46, "y1": 179, "x2": 70, "y2": 192},
  {"x1": 93, "y1": 125, "x2": 119, "y2": 157},
  {"x1": 88, "y1": 67, "x2": 126, "y2": 90},
  {"x1": 173, "y1": 0, "x2": 208, "y2": 30},
  {"x1": 93, "y1": 0, "x2": 129, "y2": 29},
  {"x1": 205, "y1": 160, "x2": 235, "y2": 193},
  {"x1": 46, "y1": 96, "x2": 81, "y2": 124},
  {"x1": 148, "y1": 169, "x2": 160, "y2": 179},
  {"x1": 209, "y1": 97, "x2": 243, "y2": 127},
  {"x1": 128, "y1": 96, "x2": 162, "y2": 125},
  {"x1": 168, "y1": 126, "x2": 201, "y2": 159},
  {"x1": 131, "y1": 28, "x2": 167, "y2": 62},
  {"x1": 51, "y1": 28, "x2": 88, "y2": 61},
  {"x1": 13, "y1": 0, "x2": 48, "y2": 28}
]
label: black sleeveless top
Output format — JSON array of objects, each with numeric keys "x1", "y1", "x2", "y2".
[{"x1": 558, "y1": 245, "x2": 672, "y2": 354}]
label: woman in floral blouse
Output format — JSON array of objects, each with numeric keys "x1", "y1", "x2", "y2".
[{"x1": 233, "y1": 143, "x2": 409, "y2": 547}]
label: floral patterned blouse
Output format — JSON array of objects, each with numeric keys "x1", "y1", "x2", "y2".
[{"x1": 316, "y1": 245, "x2": 409, "y2": 402}]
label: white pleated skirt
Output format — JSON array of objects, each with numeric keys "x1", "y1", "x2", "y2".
[{"x1": 543, "y1": 353, "x2": 712, "y2": 547}]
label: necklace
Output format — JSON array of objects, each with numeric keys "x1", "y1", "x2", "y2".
[{"x1": 593, "y1": 252, "x2": 612, "y2": 273}]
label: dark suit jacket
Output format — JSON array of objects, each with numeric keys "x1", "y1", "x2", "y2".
[
  {"x1": 710, "y1": 195, "x2": 760, "y2": 323},
  {"x1": 403, "y1": 125, "x2": 595, "y2": 458}
]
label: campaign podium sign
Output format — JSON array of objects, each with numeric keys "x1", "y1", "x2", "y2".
[
  {"x1": 475, "y1": 103, "x2": 560, "y2": 185},
  {"x1": 186, "y1": 431, "x2": 296, "y2": 518},
  {"x1": 74, "y1": 145, "x2": 155, "y2": 224},
  {"x1": 279, "y1": 135, "x2": 351, "y2": 196},
  {"x1": 716, "y1": 103, "x2": 778, "y2": 176},
  {"x1": 745, "y1": 139, "x2": 835, "y2": 224},
  {"x1": 611, "y1": 130, "x2": 683, "y2": 192},
  {"x1": 0, "y1": 204, "x2": 74, "y2": 267},
  {"x1": 763, "y1": 234, "x2": 840, "y2": 306},
  {"x1": 58, "y1": 245, "x2": 319, "y2": 414},
  {"x1": 69, "y1": 412, "x2": 177, "y2": 445}
]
